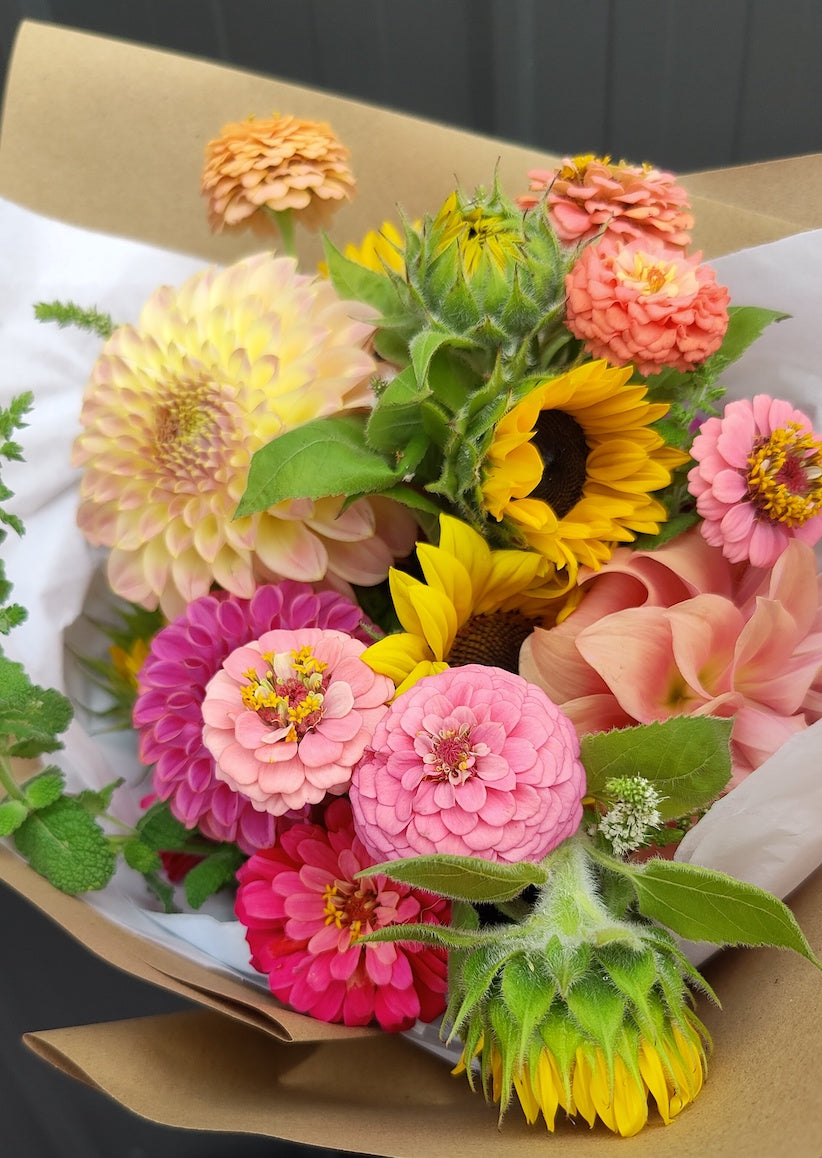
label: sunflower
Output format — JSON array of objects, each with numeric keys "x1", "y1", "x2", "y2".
[
  {"x1": 344, "y1": 219, "x2": 409, "y2": 275},
  {"x1": 481, "y1": 360, "x2": 686, "y2": 594},
  {"x1": 361, "y1": 515, "x2": 566, "y2": 695},
  {"x1": 432, "y1": 190, "x2": 523, "y2": 277}
]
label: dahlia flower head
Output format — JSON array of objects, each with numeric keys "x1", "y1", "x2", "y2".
[
  {"x1": 517, "y1": 154, "x2": 693, "y2": 250},
  {"x1": 688, "y1": 394, "x2": 822, "y2": 568},
  {"x1": 133, "y1": 581, "x2": 376, "y2": 854},
  {"x1": 235, "y1": 797, "x2": 450, "y2": 1031},
  {"x1": 565, "y1": 239, "x2": 730, "y2": 376},
  {"x1": 350, "y1": 664, "x2": 586, "y2": 864},
  {"x1": 73, "y1": 253, "x2": 415, "y2": 618},
  {"x1": 202, "y1": 626, "x2": 394, "y2": 817},
  {"x1": 202, "y1": 113, "x2": 355, "y2": 236},
  {"x1": 520, "y1": 527, "x2": 822, "y2": 785}
]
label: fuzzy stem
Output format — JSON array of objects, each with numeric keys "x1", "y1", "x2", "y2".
[{"x1": 0, "y1": 749, "x2": 27, "y2": 804}]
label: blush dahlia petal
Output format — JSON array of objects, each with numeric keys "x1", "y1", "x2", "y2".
[{"x1": 350, "y1": 664, "x2": 586, "y2": 864}]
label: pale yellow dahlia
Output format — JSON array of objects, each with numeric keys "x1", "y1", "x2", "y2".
[
  {"x1": 362, "y1": 515, "x2": 566, "y2": 695},
  {"x1": 73, "y1": 253, "x2": 414, "y2": 618},
  {"x1": 202, "y1": 114, "x2": 355, "y2": 236},
  {"x1": 482, "y1": 361, "x2": 686, "y2": 594}
]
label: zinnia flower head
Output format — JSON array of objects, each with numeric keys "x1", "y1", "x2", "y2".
[
  {"x1": 202, "y1": 627, "x2": 394, "y2": 815},
  {"x1": 688, "y1": 394, "x2": 822, "y2": 567},
  {"x1": 235, "y1": 797, "x2": 450, "y2": 1031},
  {"x1": 565, "y1": 240, "x2": 730, "y2": 376},
  {"x1": 202, "y1": 114, "x2": 355, "y2": 236},
  {"x1": 482, "y1": 361, "x2": 686, "y2": 593},
  {"x1": 73, "y1": 253, "x2": 415, "y2": 618},
  {"x1": 133, "y1": 582, "x2": 374, "y2": 853},
  {"x1": 517, "y1": 155, "x2": 693, "y2": 250},
  {"x1": 349, "y1": 664, "x2": 585, "y2": 864}
]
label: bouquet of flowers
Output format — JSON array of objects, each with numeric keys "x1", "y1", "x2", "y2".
[{"x1": 2, "y1": 109, "x2": 821, "y2": 1143}]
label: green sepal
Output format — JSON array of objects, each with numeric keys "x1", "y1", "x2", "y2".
[
  {"x1": 13, "y1": 797, "x2": 116, "y2": 893},
  {"x1": 486, "y1": 992, "x2": 520, "y2": 1114},
  {"x1": 447, "y1": 941, "x2": 520, "y2": 1037},
  {"x1": 581, "y1": 716, "x2": 733, "y2": 819},
  {"x1": 358, "y1": 920, "x2": 492, "y2": 952},
  {"x1": 565, "y1": 973, "x2": 627, "y2": 1076},
  {"x1": 184, "y1": 846, "x2": 245, "y2": 909},
  {"x1": 355, "y1": 852, "x2": 547, "y2": 903},
  {"x1": 500, "y1": 952, "x2": 557, "y2": 1060},
  {"x1": 23, "y1": 767, "x2": 66, "y2": 810},
  {"x1": 0, "y1": 798, "x2": 29, "y2": 836}
]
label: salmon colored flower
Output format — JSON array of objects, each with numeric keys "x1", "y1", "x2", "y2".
[
  {"x1": 517, "y1": 155, "x2": 693, "y2": 249},
  {"x1": 202, "y1": 627, "x2": 394, "y2": 815},
  {"x1": 202, "y1": 114, "x2": 355, "y2": 236},
  {"x1": 688, "y1": 395, "x2": 822, "y2": 567},
  {"x1": 565, "y1": 240, "x2": 730, "y2": 376},
  {"x1": 73, "y1": 253, "x2": 414, "y2": 618},
  {"x1": 350, "y1": 664, "x2": 585, "y2": 863},
  {"x1": 235, "y1": 797, "x2": 450, "y2": 1030}
]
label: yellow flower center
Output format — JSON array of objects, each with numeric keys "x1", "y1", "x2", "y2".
[
  {"x1": 747, "y1": 422, "x2": 822, "y2": 526},
  {"x1": 421, "y1": 724, "x2": 490, "y2": 786},
  {"x1": 322, "y1": 880, "x2": 377, "y2": 941},
  {"x1": 614, "y1": 252, "x2": 694, "y2": 298},
  {"x1": 240, "y1": 645, "x2": 329, "y2": 738},
  {"x1": 558, "y1": 153, "x2": 609, "y2": 181},
  {"x1": 153, "y1": 380, "x2": 222, "y2": 474},
  {"x1": 434, "y1": 195, "x2": 521, "y2": 276}
]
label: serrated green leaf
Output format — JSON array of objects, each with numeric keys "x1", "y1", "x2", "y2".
[
  {"x1": 0, "y1": 799, "x2": 29, "y2": 836},
  {"x1": 14, "y1": 797, "x2": 116, "y2": 893},
  {"x1": 23, "y1": 768, "x2": 66, "y2": 810},
  {"x1": 237, "y1": 414, "x2": 404, "y2": 516},
  {"x1": 136, "y1": 799, "x2": 193, "y2": 852},
  {"x1": 581, "y1": 716, "x2": 733, "y2": 819},
  {"x1": 356, "y1": 852, "x2": 547, "y2": 903},
  {"x1": 123, "y1": 836, "x2": 163, "y2": 874},
  {"x1": 0, "y1": 667, "x2": 73, "y2": 758},
  {"x1": 75, "y1": 777, "x2": 124, "y2": 817},
  {"x1": 624, "y1": 858, "x2": 821, "y2": 965},
  {"x1": 184, "y1": 846, "x2": 245, "y2": 909}
]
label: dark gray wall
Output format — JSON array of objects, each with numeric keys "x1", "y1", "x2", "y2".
[{"x1": 2, "y1": 0, "x2": 822, "y2": 173}]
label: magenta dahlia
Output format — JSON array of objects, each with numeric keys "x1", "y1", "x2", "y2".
[
  {"x1": 235, "y1": 797, "x2": 450, "y2": 1030},
  {"x1": 133, "y1": 581, "x2": 374, "y2": 853},
  {"x1": 349, "y1": 664, "x2": 586, "y2": 864}
]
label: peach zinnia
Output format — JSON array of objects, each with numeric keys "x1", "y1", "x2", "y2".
[
  {"x1": 73, "y1": 253, "x2": 414, "y2": 618},
  {"x1": 202, "y1": 114, "x2": 355, "y2": 236}
]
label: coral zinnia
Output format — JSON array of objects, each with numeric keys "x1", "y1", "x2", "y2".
[
  {"x1": 235, "y1": 797, "x2": 450, "y2": 1030},
  {"x1": 133, "y1": 582, "x2": 374, "y2": 853},
  {"x1": 350, "y1": 664, "x2": 585, "y2": 864},
  {"x1": 688, "y1": 394, "x2": 822, "y2": 567},
  {"x1": 202, "y1": 114, "x2": 355, "y2": 236},
  {"x1": 517, "y1": 154, "x2": 693, "y2": 250},
  {"x1": 73, "y1": 253, "x2": 414, "y2": 618},
  {"x1": 202, "y1": 627, "x2": 394, "y2": 815},
  {"x1": 482, "y1": 361, "x2": 685, "y2": 593},
  {"x1": 565, "y1": 240, "x2": 730, "y2": 376},
  {"x1": 361, "y1": 515, "x2": 559, "y2": 695}
]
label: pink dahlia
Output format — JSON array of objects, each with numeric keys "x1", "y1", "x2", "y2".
[
  {"x1": 202, "y1": 627, "x2": 394, "y2": 815},
  {"x1": 134, "y1": 582, "x2": 375, "y2": 853},
  {"x1": 520, "y1": 529, "x2": 822, "y2": 785},
  {"x1": 235, "y1": 797, "x2": 450, "y2": 1030},
  {"x1": 517, "y1": 155, "x2": 693, "y2": 250},
  {"x1": 688, "y1": 395, "x2": 822, "y2": 568},
  {"x1": 350, "y1": 664, "x2": 585, "y2": 864},
  {"x1": 565, "y1": 240, "x2": 730, "y2": 376}
]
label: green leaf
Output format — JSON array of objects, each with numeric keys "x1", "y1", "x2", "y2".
[
  {"x1": 360, "y1": 921, "x2": 491, "y2": 951},
  {"x1": 123, "y1": 836, "x2": 162, "y2": 874},
  {"x1": 623, "y1": 858, "x2": 821, "y2": 966},
  {"x1": 14, "y1": 797, "x2": 116, "y2": 893},
  {"x1": 0, "y1": 799, "x2": 29, "y2": 836},
  {"x1": 581, "y1": 717, "x2": 733, "y2": 819},
  {"x1": 710, "y1": 305, "x2": 787, "y2": 373},
  {"x1": 184, "y1": 846, "x2": 245, "y2": 909},
  {"x1": 74, "y1": 777, "x2": 124, "y2": 818},
  {"x1": 23, "y1": 768, "x2": 66, "y2": 810},
  {"x1": 321, "y1": 238, "x2": 400, "y2": 316},
  {"x1": 0, "y1": 663, "x2": 74, "y2": 758},
  {"x1": 237, "y1": 414, "x2": 404, "y2": 516},
  {"x1": 136, "y1": 799, "x2": 193, "y2": 852},
  {"x1": 356, "y1": 852, "x2": 547, "y2": 903}
]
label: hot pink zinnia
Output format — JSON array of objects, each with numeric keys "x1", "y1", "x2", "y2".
[
  {"x1": 688, "y1": 395, "x2": 822, "y2": 567},
  {"x1": 235, "y1": 797, "x2": 450, "y2": 1031},
  {"x1": 349, "y1": 664, "x2": 585, "y2": 864},
  {"x1": 134, "y1": 582, "x2": 375, "y2": 853},
  {"x1": 517, "y1": 155, "x2": 693, "y2": 249},
  {"x1": 202, "y1": 627, "x2": 394, "y2": 816},
  {"x1": 565, "y1": 240, "x2": 730, "y2": 376}
]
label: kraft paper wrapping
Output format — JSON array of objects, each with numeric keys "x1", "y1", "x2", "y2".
[{"x1": 2, "y1": 19, "x2": 822, "y2": 1157}]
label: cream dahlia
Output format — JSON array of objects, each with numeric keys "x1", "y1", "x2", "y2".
[{"x1": 73, "y1": 253, "x2": 414, "y2": 618}]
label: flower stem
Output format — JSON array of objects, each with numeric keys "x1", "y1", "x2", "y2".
[{"x1": 0, "y1": 749, "x2": 27, "y2": 804}]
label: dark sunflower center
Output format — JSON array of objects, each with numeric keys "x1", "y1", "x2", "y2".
[
  {"x1": 448, "y1": 610, "x2": 537, "y2": 672},
  {"x1": 530, "y1": 409, "x2": 589, "y2": 519}
]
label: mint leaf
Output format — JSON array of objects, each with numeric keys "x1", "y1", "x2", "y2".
[
  {"x1": 23, "y1": 767, "x2": 66, "y2": 810},
  {"x1": 75, "y1": 777, "x2": 124, "y2": 818},
  {"x1": 0, "y1": 655, "x2": 73, "y2": 757},
  {"x1": 0, "y1": 799, "x2": 29, "y2": 836},
  {"x1": 356, "y1": 853, "x2": 548, "y2": 903},
  {"x1": 581, "y1": 717, "x2": 733, "y2": 819},
  {"x1": 123, "y1": 836, "x2": 163, "y2": 874},
  {"x1": 136, "y1": 799, "x2": 193, "y2": 852},
  {"x1": 184, "y1": 846, "x2": 245, "y2": 909},
  {"x1": 14, "y1": 797, "x2": 116, "y2": 893}
]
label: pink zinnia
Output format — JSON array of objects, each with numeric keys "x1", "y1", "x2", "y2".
[
  {"x1": 134, "y1": 582, "x2": 374, "y2": 853},
  {"x1": 688, "y1": 395, "x2": 822, "y2": 567},
  {"x1": 350, "y1": 664, "x2": 586, "y2": 864},
  {"x1": 235, "y1": 797, "x2": 450, "y2": 1031},
  {"x1": 517, "y1": 155, "x2": 693, "y2": 250},
  {"x1": 202, "y1": 627, "x2": 394, "y2": 816},
  {"x1": 565, "y1": 239, "x2": 730, "y2": 376}
]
